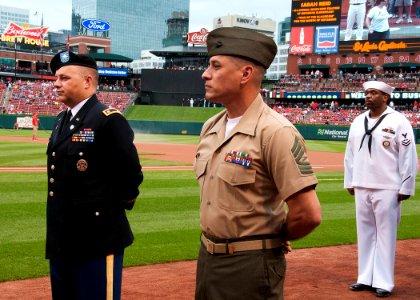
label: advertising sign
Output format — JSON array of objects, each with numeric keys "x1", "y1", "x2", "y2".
[
  {"x1": 290, "y1": 26, "x2": 314, "y2": 54},
  {"x1": 284, "y1": 91, "x2": 341, "y2": 99},
  {"x1": 345, "y1": 91, "x2": 420, "y2": 100},
  {"x1": 1, "y1": 22, "x2": 49, "y2": 47},
  {"x1": 314, "y1": 26, "x2": 339, "y2": 54},
  {"x1": 98, "y1": 68, "x2": 128, "y2": 77},
  {"x1": 187, "y1": 28, "x2": 209, "y2": 45},
  {"x1": 81, "y1": 19, "x2": 111, "y2": 32}
]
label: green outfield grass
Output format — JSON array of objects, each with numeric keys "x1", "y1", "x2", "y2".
[
  {"x1": 0, "y1": 131, "x2": 419, "y2": 282},
  {"x1": 125, "y1": 105, "x2": 224, "y2": 122}
]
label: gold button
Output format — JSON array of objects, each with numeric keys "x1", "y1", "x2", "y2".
[
  {"x1": 79, "y1": 152, "x2": 83, "y2": 156},
  {"x1": 52, "y1": 152, "x2": 56, "y2": 157},
  {"x1": 51, "y1": 165, "x2": 55, "y2": 170},
  {"x1": 49, "y1": 191, "x2": 54, "y2": 197},
  {"x1": 49, "y1": 178, "x2": 55, "y2": 184}
]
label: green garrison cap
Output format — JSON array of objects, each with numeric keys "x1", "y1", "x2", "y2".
[
  {"x1": 50, "y1": 50, "x2": 98, "y2": 74},
  {"x1": 206, "y1": 27, "x2": 277, "y2": 69}
]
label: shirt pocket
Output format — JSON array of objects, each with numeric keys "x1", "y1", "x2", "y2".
[
  {"x1": 194, "y1": 158, "x2": 207, "y2": 180},
  {"x1": 194, "y1": 158, "x2": 208, "y2": 203},
  {"x1": 217, "y1": 162, "x2": 256, "y2": 212}
]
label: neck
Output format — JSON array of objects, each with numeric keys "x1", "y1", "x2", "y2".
[
  {"x1": 369, "y1": 106, "x2": 387, "y2": 119},
  {"x1": 225, "y1": 90, "x2": 259, "y2": 118}
]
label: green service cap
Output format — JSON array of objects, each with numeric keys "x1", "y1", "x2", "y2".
[{"x1": 206, "y1": 27, "x2": 277, "y2": 69}]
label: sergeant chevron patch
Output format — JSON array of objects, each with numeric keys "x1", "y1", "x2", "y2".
[{"x1": 291, "y1": 135, "x2": 314, "y2": 175}]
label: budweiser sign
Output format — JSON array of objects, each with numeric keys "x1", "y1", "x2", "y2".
[
  {"x1": 3, "y1": 22, "x2": 48, "y2": 39},
  {"x1": 187, "y1": 28, "x2": 208, "y2": 45}
]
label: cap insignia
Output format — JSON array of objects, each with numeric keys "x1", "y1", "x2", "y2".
[{"x1": 60, "y1": 51, "x2": 70, "y2": 63}]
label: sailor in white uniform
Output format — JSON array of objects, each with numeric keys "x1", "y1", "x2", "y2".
[{"x1": 344, "y1": 81, "x2": 418, "y2": 298}]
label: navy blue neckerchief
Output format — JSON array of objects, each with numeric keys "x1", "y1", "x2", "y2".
[{"x1": 358, "y1": 112, "x2": 389, "y2": 156}]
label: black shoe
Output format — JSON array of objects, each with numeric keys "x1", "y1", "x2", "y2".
[
  {"x1": 375, "y1": 288, "x2": 391, "y2": 297},
  {"x1": 349, "y1": 283, "x2": 372, "y2": 291}
]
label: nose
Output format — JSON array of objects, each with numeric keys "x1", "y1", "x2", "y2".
[
  {"x1": 202, "y1": 68, "x2": 210, "y2": 80},
  {"x1": 53, "y1": 78, "x2": 61, "y2": 88}
]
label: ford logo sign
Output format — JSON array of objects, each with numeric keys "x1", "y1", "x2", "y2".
[{"x1": 81, "y1": 19, "x2": 110, "y2": 32}]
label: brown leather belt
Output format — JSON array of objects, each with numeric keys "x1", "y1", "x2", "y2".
[{"x1": 201, "y1": 234, "x2": 284, "y2": 255}]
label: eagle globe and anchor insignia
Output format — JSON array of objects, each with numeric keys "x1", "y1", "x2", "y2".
[{"x1": 76, "y1": 159, "x2": 88, "y2": 171}]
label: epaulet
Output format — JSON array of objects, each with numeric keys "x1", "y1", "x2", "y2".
[{"x1": 102, "y1": 107, "x2": 122, "y2": 117}]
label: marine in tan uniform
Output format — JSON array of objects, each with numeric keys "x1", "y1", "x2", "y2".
[{"x1": 194, "y1": 27, "x2": 322, "y2": 300}]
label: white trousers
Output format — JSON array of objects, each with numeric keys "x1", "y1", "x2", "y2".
[
  {"x1": 345, "y1": 4, "x2": 366, "y2": 41},
  {"x1": 354, "y1": 188, "x2": 401, "y2": 292}
]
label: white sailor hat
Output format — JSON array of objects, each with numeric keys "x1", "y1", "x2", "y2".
[{"x1": 363, "y1": 81, "x2": 395, "y2": 95}]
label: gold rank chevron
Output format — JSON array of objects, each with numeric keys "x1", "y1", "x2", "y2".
[{"x1": 291, "y1": 136, "x2": 314, "y2": 175}]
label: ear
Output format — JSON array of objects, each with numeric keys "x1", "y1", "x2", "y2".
[
  {"x1": 239, "y1": 65, "x2": 254, "y2": 85},
  {"x1": 84, "y1": 75, "x2": 93, "y2": 89}
]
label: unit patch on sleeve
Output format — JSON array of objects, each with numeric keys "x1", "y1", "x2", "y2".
[
  {"x1": 102, "y1": 108, "x2": 122, "y2": 116},
  {"x1": 291, "y1": 135, "x2": 314, "y2": 175}
]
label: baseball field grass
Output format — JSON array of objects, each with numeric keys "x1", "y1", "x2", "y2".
[
  {"x1": 0, "y1": 130, "x2": 419, "y2": 282},
  {"x1": 125, "y1": 105, "x2": 224, "y2": 122}
]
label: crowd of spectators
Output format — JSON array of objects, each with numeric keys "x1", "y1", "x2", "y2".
[
  {"x1": 0, "y1": 64, "x2": 32, "y2": 74},
  {"x1": 2, "y1": 79, "x2": 135, "y2": 115},
  {"x1": 261, "y1": 71, "x2": 419, "y2": 127},
  {"x1": 166, "y1": 64, "x2": 206, "y2": 71},
  {"x1": 274, "y1": 71, "x2": 420, "y2": 92},
  {"x1": 0, "y1": 70, "x2": 418, "y2": 128},
  {"x1": 270, "y1": 100, "x2": 419, "y2": 127}
]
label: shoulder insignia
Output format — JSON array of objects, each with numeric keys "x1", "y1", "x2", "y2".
[
  {"x1": 102, "y1": 108, "x2": 122, "y2": 117},
  {"x1": 291, "y1": 135, "x2": 314, "y2": 175}
]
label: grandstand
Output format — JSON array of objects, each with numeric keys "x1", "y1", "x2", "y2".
[
  {"x1": 0, "y1": 71, "x2": 418, "y2": 128},
  {"x1": 274, "y1": 72, "x2": 420, "y2": 93},
  {"x1": 272, "y1": 105, "x2": 419, "y2": 127},
  {"x1": 2, "y1": 80, "x2": 136, "y2": 115}
]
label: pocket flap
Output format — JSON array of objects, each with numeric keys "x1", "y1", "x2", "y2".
[
  {"x1": 194, "y1": 159, "x2": 207, "y2": 179},
  {"x1": 218, "y1": 163, "x2": 256, "y2": 186}
]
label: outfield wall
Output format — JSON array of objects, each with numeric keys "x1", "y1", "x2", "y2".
[{"x1": 0, "y1": 115, "x2": 419, "y2": 143}]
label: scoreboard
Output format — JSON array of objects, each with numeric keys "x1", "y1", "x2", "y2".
[
  {"x1": 289, "y1": 0, "x2": 420, "y2": 55},
  {"x1": 291, "y1": 0, "x2": 341, "y2": 26}
]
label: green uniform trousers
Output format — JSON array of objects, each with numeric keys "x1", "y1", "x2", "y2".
[{"x1": 195, "y1": 243, "x2": 286, "y2": 300}]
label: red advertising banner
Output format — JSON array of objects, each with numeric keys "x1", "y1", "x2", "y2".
[
  {"x1": 187, "y1": 28, "x2": 209, "y2": 45},
  {"x1": 290, "y1": 26, "x2": 314, "y2": 55},
  {"x1": 1, "y1": 22, "x2": 49, "y2": 47}
]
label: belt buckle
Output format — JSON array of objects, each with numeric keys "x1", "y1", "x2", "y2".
[{"x1": 206, "y1": 239, "x2": 215, "y2": 254}]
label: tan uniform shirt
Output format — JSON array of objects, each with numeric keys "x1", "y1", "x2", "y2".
[{"x1": 194, "y1": 95, "x2": 318, "y2": 239}]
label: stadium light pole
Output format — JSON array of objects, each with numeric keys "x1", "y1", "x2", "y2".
[{"x1": 14, "y1": 34, "x2": 17, "y2": 80}]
